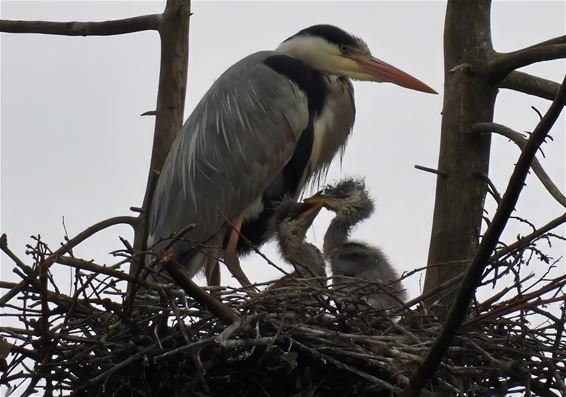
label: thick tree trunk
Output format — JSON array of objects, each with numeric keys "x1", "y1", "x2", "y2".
[{"x1": 424, "y1": 1, "x2": 498, "y2": 296}]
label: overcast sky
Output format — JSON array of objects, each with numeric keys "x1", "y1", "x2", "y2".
[{"x1": 1, "y1": 1, "x2": 564, "y2": 302}]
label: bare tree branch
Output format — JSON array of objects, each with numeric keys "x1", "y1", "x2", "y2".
[
  {"x1": 493, "y1": 212, "x2": 566, "y2": 260},
  {"x1": 0, "y1": 15, "x2": 160, "y2": 36},
  {"x1": 488, "y1": 44, "x2": 566, "y2": 82},
  {"x1": 0, "y1": 216, "x2": 137, "y2": 306},
  {"x1": 161, "y1": 256, "x2": 239, "y2": 324},
  {"x1": 521, "y1": 35, "x2": 566, "y2": 50},
  {"x1": 55, "y1": 256, "x2": 161, "y2": 291},
  {"x1": 403, "y1": 74, "x2": 566, "y2": 397},
  {"x1": 500, "y1": 71, "x2": 562, "y2": 101},
  {"x1": 471, "y1": 122, "x2": 566, "y2": 208}
]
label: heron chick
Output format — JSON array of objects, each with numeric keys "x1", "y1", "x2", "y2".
[
  {"x1": 305, "y1": 178, "x2": 406, "y2": 310},
  {"x1": 270, "y1": 198, "x2": 326, "y2": 288}
]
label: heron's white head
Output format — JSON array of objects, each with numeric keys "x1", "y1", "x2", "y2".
[{"x1": 277, "y1": 25, "x2": 436, "y2": 94}]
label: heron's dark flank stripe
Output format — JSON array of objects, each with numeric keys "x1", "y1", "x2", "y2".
[{"x1": 235, "y1": 55, "x2": 327, "y2": 253}]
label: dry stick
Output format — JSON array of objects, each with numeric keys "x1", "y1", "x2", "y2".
[
  {"x1": 0, "y1": 14, "x2": 160, "y2": 36},
  {"x1": 471, "y1": 122, "x2": 566, "y2": 208},
  {"x1": 493, "y1": 212, "x2": 566, "y2": 260},
  {"x1": 291, "y1": 338, "x2": 403, "y2": 394},
  {"x1": 465, "y1": 274, "x2": 566, "y2": 326},
  {"x1": 500, "y1": 71, "x2": 562, "y2": 102},
  {"x1": 0, "y1": 234, "x2": 35, "y2": 278},
  {"x1": 54, "y1": 256, "x2": 163, "y2": 291},
  {"x1": 489, "y1": 44, "x2": 566, "y2": 82},
  {"x1": 546, "y1": 305, "x2": 566, "y2": 394},
  {"x1": 161, "y1": 256, "x2": 239, "y2": 324},
  {"x1": 402, "y1": 74, "x2": 566, "y2": 397},
  {"x1": 75, "y1": 334, "x2": 177, "y2": 392},
  {"x1": 129, "y1": 169, "x2": 160, "y2": 301},
  {"x1": 0, "y1": 216, "x2": 137, "y2": 306}
]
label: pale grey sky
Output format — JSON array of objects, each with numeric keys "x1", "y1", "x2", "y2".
[{"x1": 1, "y1": 1, "x2": 564, "y2": 301}]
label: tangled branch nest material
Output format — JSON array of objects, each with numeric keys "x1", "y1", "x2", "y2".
[{"x1": 0, "y1": 230, "x2": 565, "y2": 397}]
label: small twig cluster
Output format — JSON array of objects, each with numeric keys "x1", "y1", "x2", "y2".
[{"x1": 0, "y1": 227, "x2": 564, "y2": 396}]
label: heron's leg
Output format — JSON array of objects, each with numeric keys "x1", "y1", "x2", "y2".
[
  {"x1": 205, "y1": 259, "x2": 221, "y2": 286},
  {"x1": 224, "y1": 215, "x2": 254, "y2": 289}
]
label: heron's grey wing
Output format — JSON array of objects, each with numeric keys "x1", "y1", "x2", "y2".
[
  {"x1": 148, "y1": 51, "x2": 309, "y2": 251},
  {"x1": 331, "y1": 241, "x2": 399, "y2": 282}
]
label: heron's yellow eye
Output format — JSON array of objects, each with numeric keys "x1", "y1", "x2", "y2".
[{"x1": 339, "y1": 45, "x2": 348, "y2": 55}]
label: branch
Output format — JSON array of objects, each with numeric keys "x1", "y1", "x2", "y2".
[
  {"x1": 0, "y1": 15, "x2": 160, "y2": 36},
  {"x1": 521, "y1": 35, "x2": 566, "y2": 50},
  {"x1": 55, "y1": 256, "x2": 162, "y2": 291},
  {"x1": 493, "y1": 212, "x2": 566, "y2": 260},
  {"x1": 470, "y1": 122, "x2": 566, "y2": 208},
  {"x1": 500, "y1": 71, "x2": 563, "y2": 102},
  {"x1": 402, "y1": 74, "x2": 566, "y2": 397},
  {"x1": 161, "y1": 255, "x2": 239, "y2": 324},
  {"x1": 0, "y1": 216, "x2": 137, "y2": 306},
  {"x1": 488, "y1": 44, "x2": 566, "y2": 82}
]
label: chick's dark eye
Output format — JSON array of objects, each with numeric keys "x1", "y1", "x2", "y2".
[{"x1": 339, "y1": 45, "x2": 348, "y2": 54}]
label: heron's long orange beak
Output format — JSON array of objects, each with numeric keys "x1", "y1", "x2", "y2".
[{"x1": 352, "y1": 53, "x2": 437, "y2": 94}]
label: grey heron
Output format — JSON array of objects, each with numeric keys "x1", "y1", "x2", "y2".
[
  {"x1": 147, "y1": 25, "x2": 435, "y2": 287},
  {"x1": 305, "y1": 178, "x2": 406, "y2": 309}
]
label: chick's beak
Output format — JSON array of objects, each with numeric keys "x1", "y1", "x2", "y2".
[
  {"x1": 351, "y1": 52, "x2": 437, "y2": 94},
  {"x1": 298, "y1": 200, "x2": 324, "y2": 220},
  {"x1": 303, "y1": 194, "x2": 327, "y2": 208}
]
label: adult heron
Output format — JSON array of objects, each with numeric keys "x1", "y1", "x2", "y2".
[
  {"x1": 305, "y1": 178, "x2": 406, "y2": 309},
  {"x1": 147, "y1": 25, "x2": 435, "y2": 286}
]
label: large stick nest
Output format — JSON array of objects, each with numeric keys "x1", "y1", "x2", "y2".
[{"x1": 0, "y1": 233, "x2": 565, "y2": 397}]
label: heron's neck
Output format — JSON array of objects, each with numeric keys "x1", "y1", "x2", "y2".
[
  {"x1": 323, "y1": 210, "x2": 365, "y2": 259},
  {"x1": 278, "y1": 229, "x2": 325, "y2": 278},
  {"x1": 293, "y1": 243, "x2": 325, "y2": 278}
]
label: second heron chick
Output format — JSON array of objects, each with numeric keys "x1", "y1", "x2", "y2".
[
  {"x1": 305, "y1": 178, "x2": 406, "y2": 309},
  {"x1": 269, "y1": 198, "x2": 326, "y2": 288}
]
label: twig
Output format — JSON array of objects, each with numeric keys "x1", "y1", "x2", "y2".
[
  {"x1": 414, "y1": 165, "x2": 448, "y2": 178},
  {"x1": 291, "y1": 338, "x2": 403, "y2": 393},
  {"x1": 493, "y1": 212, "x2": 566, "y2": 260},
  {"x1": 161, "y1": 256, "x2": 239, "y2": 324},
  {"x1": 471, "y1": 122, "x2": 566, "y2": 208},
  {"x1": 0, "y1": 216, "x2": 137, "y2": 306}
]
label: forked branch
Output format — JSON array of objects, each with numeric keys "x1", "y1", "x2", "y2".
[
  {"x1": 488, "y1": 44, "x2": 566, "y2": 82},
  {"x1": 471, "y1": 122, "x2": 566, "y2": 208}
]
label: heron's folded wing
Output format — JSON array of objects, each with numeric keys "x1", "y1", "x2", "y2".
[{"x1": 149, "y1": 51, "x2": 309, "y2": 246}]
